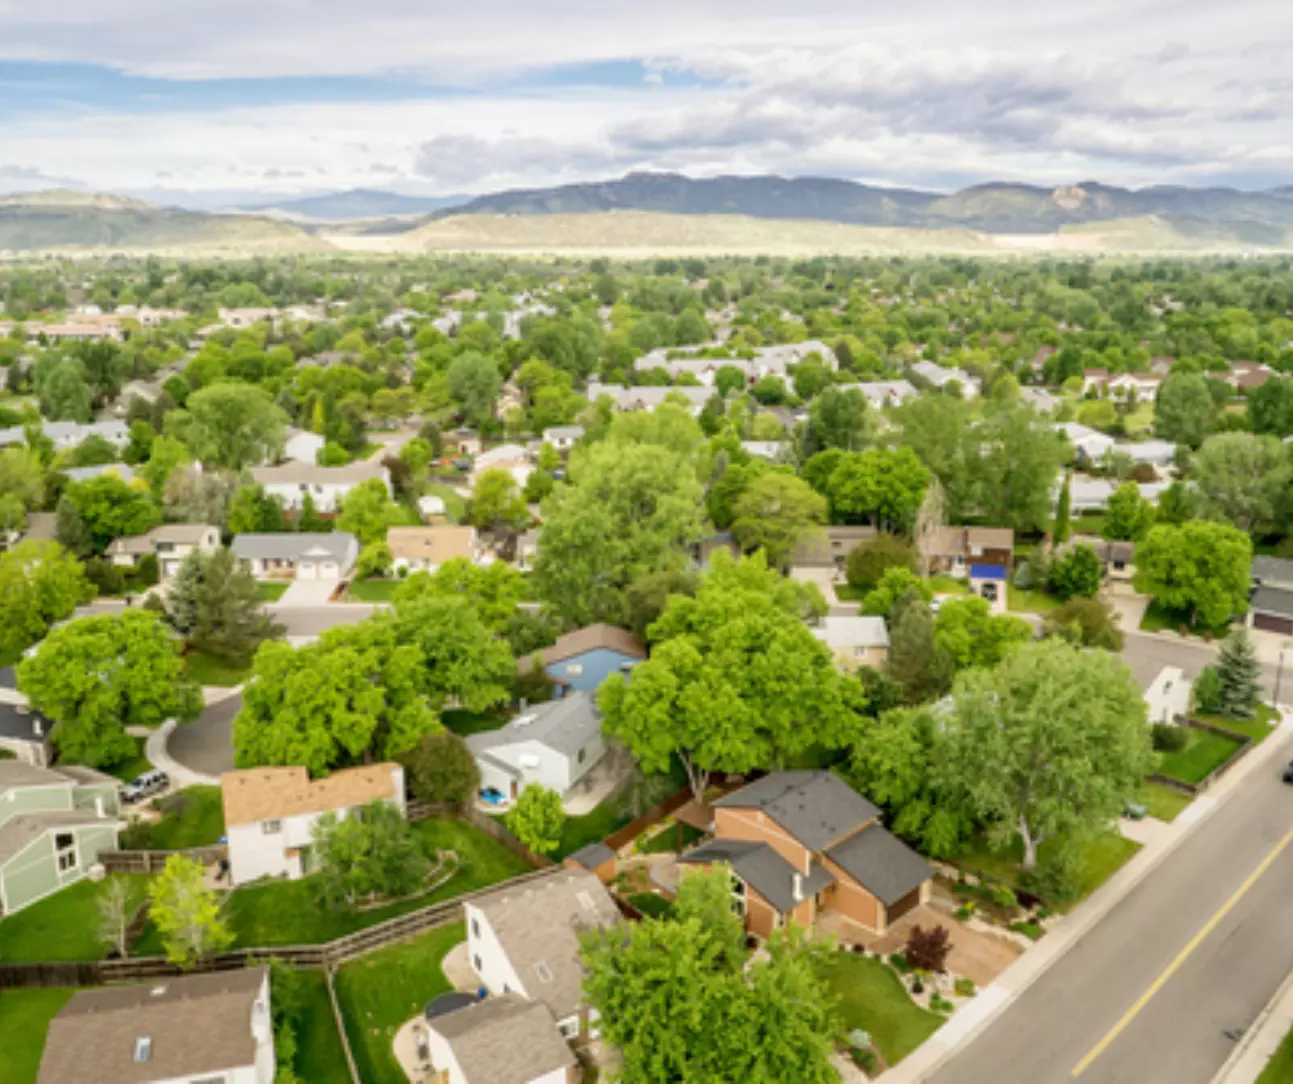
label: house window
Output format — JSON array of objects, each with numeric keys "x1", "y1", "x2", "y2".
[
  {"x1": 473, "y1": 954, "x2": 482, "y2": 972},
  {"x1": 262, "y1": 820, "x2": 282, "y2": 835},
  {"x1": 471, "y1": 918, "x2": 480, "y2": 939},
  {"x1": 56, "y1": 830, "x2": 78, "y2": 872},
  {"x1": 558, "y1": 1018, "x2": 580, "y2": 1040},
  {"x1": 577, "y1": 748, "x2": 586, "y2": 764},
  {"x1": 729, "y1": 872, "x2": 746, "y2": 917}
]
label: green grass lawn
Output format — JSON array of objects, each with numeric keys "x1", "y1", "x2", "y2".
[
  {"x1": 256, "y1": 581, "x2": 289, "y2": 602},
  {"x1": 628, "y1": 892, "x2": 675, "y2": 918},
  {"x1": 344, "y1": 578, "x2": 399, "y2": 602},
  {"x1": 1138, "y1": 600, "x2": 1233, "y2": 639},
  {"x1": 336, "y1": 922, "x2": 464, "y2": 1084},
  {"x1": 355, "y1": 441, "x2": 384, "y2": 461},
  {"x1": 423, "y1": 483, "x2": 467, "y2": 522},
  {"x1": 0, "y1": 987, "x2": 76, "y2": 1084},
  {"x1": 0, "y1": 875, "x2": 151, "y2": 963},
  {"x1": 184, "y1": 649, "x2": 253, "y2": 687},
  {"x1": 834, "y1": 584, "x2": 864, "y2": 602},
  {"x1": 134, "y1": 817, "x2": 531, "y2": 954},
  {"x1": 1157, "y1": 728, "x2": 1244, "y2": 785},
  {"x1": 556, "y1": 801, "x2": 634, "y2": 860},
  {"x1": 105, "y1": 736, "x2": 153, "y2": 783},
  {"x1": 1138, "y1": 782, "x2": 1193, "y2": 823},
  {"x1": 813, "y1": 952, "x2": 943, "y2": 1067},
  {"x1": 441, "y1": 709, "x2": 509, "y2": 737},
  {"x1": 928, "y1": 574, "x2": 970, "y2": 595},
  {"x1": 1194, "y1": 704, "x2": 1280, "y2": 744},
  {"x1": 639, "y1": 822, "x2": 706, "y2": 855},
  {"x1": 957, "y1": 832, "x2": 1142, "y2": 911},
  {"x1": 292, "y1": 971, "x2": 354, "y2": 1084},
  {"x1": 1122, "y1": 403, "x2": 1155, "y2": 438},
  {"x1": 120, "y1": 785, "x2": 226, "y2": 850},
  {"x1": 1007, "y1": 584, "x2": 1063, "y2": 614},
  {"x1": 1257, "y1": 1021, "x2": 1293, "y2": 1084},
  {"x1": 1072, "y1": 513, "x2": 1107, "y2": 537}
]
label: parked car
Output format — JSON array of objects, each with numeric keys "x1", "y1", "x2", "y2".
[
  {"x1": 1282, "y1": 761, "x2": 1293, "y2": 784},
  {"x1": 122, "y1": 769, "x2": 169, "y2": 804},
  {"x1": 479, "y1": 787, "x2": 506, "y2": 807}
]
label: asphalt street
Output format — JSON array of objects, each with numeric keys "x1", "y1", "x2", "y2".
[
  {"x1": 168, "y1": 693, "x2": 241, "y2": 776},
  {"x1": 926, "y1": 727, "x2": 1293, "y2": 1084},
  {"x1": 1121, "y1": 630, "x2": 1287, "y2": 699}
]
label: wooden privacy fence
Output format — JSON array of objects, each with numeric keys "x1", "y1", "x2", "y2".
[
  {"x1": 405, "y1": 801, "x2": 554, "y2": 869},
  {"x1": 100, "y1": 844, "x2": 228, "y2": 874},
  {"x1": 602, "y1": 788, "x2": 694, "y2": 852},
  {"x1": 1149, "y1": 717, "x2": 1255, "y2": 798},
  {"x1": 0, "y1": 866, "x2": 566, "y2": 990}
]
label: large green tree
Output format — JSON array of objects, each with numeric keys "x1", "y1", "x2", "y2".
[
  {"x1": 1191, "y1": 432, "x2": 1292, "y2": 534},
  {"x1": 970, "y1": 402, "x2": 1066, "y2": 532},
  {"x1": 804, "y1": 386, "x2": 872, "y2": 454},
  {"x1": 447, "y1": 351, "x2": 501, "y2": 428},
  {"x1": 1103, "y1": 481, "x2": 1156, "y2": 541},
  {"x1": 1133, "y1": 521, "x2": 1252, "y2": 628},
  {"x1": 730, "y1": 472, "x2": 826, "y2": 570},
  {"x1": 1215, "y1": 630, "x2": 1263, "y2": 720},
  {"x1": 17, "y1": 610, "x2": 202, "y2": 768},
  {"x1": 0, "y1": 540, "x2": 94, "y2": 660},
  {"x1": 1247, "y1": 376, "x2": 1293, "y2": 438},
  {"x1": 391, "y1": 558, "x2": 527, "y2": 633},
  {"x1": 390, "y1": 594, "x2": 515, "y2": 713},
  {"x1": 167, "y1": 547, "x2": 283, "y2": 663},
  {"x1": 827, "y1": 446, "x2": 930, "y2": 530},
  {"x1": 934, "y1": 640, "x2": 1153, "y2": 870},
  {"x1": 933, "y1": 596, "x2": 1033, "y2": 670},
  {"x1": 312, "y1": 801, "x2": 430, "y2": 910},
  {"x1": 167, "y1": 383, "x2": 288, "y2": 469},
  {"x1": 148, "y1": 854, "x2": 233, "y2": 968},
  {"x1": 335, "y1": 477, "x2": 402, "y2": 545},
  {"x1": 468, "y1": 467, "x2": 529, "y2": 536},
  {"x1": 61, "y1": 474, "x2": 160, "y2": 554},
  {"x1": 1154, "y1": 372, "x2": 1215, "y2": 448}
]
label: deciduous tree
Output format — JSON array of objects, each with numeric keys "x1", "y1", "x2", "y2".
[
  {"x1": 1155, "y1": 372, "x2": 1214, "y2": 448},
  {"x1": 0, "y1": 540, "x2": 94, "y2": 660},
  {"x1": 504, "y1": 783, "x2": 566, "y2": 855},
  {"x1": 1103, "y1": 481, "x2": 1156, "y2": 541},
  {"x1": 933, "y1": 597, "x2": 1032, "y2": 670},
  {"x1": 730, "y1": 472, "x2": 826, "y2": 570},
  {"x1": 406, "y1": 730, "x2": 480, "y2": 808},
  {"x1": 1191, "y1": 432, "x2": 1292, "y2": 534},
  {"x1": 1042, "y1": 597, "x2": 1125, "y2": 650},
  {"x1": 312, "y1": 800, "x2": 431, "y2": 909},
  {"x1": 844, "y1": 533, "x2": 917, "y2": 591},
  {"x1": 148, "y1": 854, "x2": 233, "y2": 968},
  {"x1": 1133, "y1": 521, "x2": 1252, "y2": 628},
  {"x1": 167, "y1": 383, "x2": 288, "y2": 469},
  {"x1": 1048, "y1": 543, "x2": 1103, "y2": 600}
]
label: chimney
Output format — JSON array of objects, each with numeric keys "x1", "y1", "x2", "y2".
[{"x1": 792, "y1": 873, "x2": 804, "y2": 904}]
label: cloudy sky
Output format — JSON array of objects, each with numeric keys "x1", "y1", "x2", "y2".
[{"x1": 0, "y1": 0, "x2": 1289, "y2": 206}]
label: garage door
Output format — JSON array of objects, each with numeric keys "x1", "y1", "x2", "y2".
[
  {"x1": 320, "y1": 562, "x2": 339, "y2": 579},
  {"x1": 886, "y1": 887, "x2": 923, "y2": 925},
  {"x1": 297, "y1": 561, "x2": 317, "y2": 580},
  {"x1": 1253, "y1": 612, "x2": 1293, "y2": 635}
]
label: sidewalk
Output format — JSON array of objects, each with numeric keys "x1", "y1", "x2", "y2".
[
  {"x1": 880, "y1": 707, "x2": 1293, "y2": 1084},
  {"x1": 145, "y1": 719, "x2": 221, "y2": 788},
  {"x1": 1213, "y1": 968, "x2": 1293, "y2": 1083}
]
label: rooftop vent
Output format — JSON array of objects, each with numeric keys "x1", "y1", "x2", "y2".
[{"x1": 535, "y1": 962, "x2": 554, "y2": 984}]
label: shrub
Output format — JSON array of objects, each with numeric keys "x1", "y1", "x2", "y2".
[
  {"x1": 1193, "y1": 665, "x2": 1223, "y2": 714},
  {"x1": 1042, "y1": 597, "x2": 1125, "y2": 651},
  {"x1": 845, "y1": 533, "x2": 917, "y2": 591},
  {"x1": 1048, "y1": 544, "x2": 1103, "y2": 600},
  {"x1": 135, "y1": 553, "x2": 160, "y2": 587},
  {"x1": 954, "y1": 904, "x2": 974, "y2": 921},
  {"x1": 1151, "y1": 722, "x2": 1188, "y2": 753},
  {"x1": 405, "y1": 730, "x2": 480, "y2": 808},
  {"x1": 889, "y1": 952, "x2": 913, "y2": 973},
  {"x1": 930, "y1": 993, "x2": 955, "y2": 1013},
  {"x1": 954, "y1": 977, "x2": 977, "y2": 998},
  {"x1": 987, "y1": 884, "x2": 1018, "y2": 910},
  {"x1": 852, "y1": 1049, "x2": 878, "y2": 1074},
  {"x1": 1021, "y1": 846, "x2": 1081, "y2": 904},
  {"x1": 1009, "y1": 921, "x2": 1044, "y2": 940},
  {"x1": 904, "y1": 924, "x2": 951, "y2": 973},
  {"x1": 84, "y1": 557, "x2": 127, "y2": 596}
]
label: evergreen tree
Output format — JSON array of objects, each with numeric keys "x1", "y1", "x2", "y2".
[
  {"x1": 298, "y1": 491, "x2": 327, "y2": 532},
  {"x1": 1216, "y1": 630, "x2": 1263, "y2": 720},
  {"x1": 54, "y1": 494, "x2": 91, "y2": 558},
  {"x1": 1053, "y1": 473, "x2": 1071, "y2": 544},
  {"x1": 168, "y1": 548, "x2": 204, "y2": 635}
]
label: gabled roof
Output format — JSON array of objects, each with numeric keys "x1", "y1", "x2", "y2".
[
  {"x1": 221, "y1": 762, "x2": 401, "y2": 826},
  {"x1": 0, "y1": 809, "x2": 120, "y2": 867},
  {"x1": 567, "y1": 841, "x2": 616, "y2": 871},
  {"x1": 0, "y1": 701, "x2": 50, "y2": 744},
  {"x1": 38, "y1": 968, "x2": 268, "y2": 1084},
  {"x1": 680, "y1": 838, "x2": 835, "y2": 912},
  {"x1": 428, "y1": 995, "x2": 574, "y2": 1084},
  {"x1": 466, "y1": 692, "x2": 601, "y2": 759},
  {"x1": 1250, "y1": 585, "x2": 1293, "y2": 620},
  {"x1": 230, "y1": 532, "x2": 358, "y2": 563},
  {"x1": 0, "y1": 760, "x2": 86, "y2": 795},
  {"x1": 386, "y1": 525, "x2": 476, "y2": 562},
  {"x1": 466, "y1": 869, "x2": 620, "y2": 1020},
  {"x1": 1252, "y1": 556, "x2": 1293, "y2": 588},
  {"x1": 826, "y1": 825, "x2": 934, "y2": 906},
  {"x1": 514, "y1": 624, "x2": 646, "y2": 673},
  {"x1": 714, "y1": 771, "x2": 879, "y2": 852},
  {"x1": 250, "y1": 461, "x2": 388, "y2": 486}
]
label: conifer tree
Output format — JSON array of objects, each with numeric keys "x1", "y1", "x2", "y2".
[{"x1": 1216, "y1": 629, "x2": 1263, "y2": 719}]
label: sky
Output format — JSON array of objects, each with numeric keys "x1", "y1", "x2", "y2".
[{"x1": 0, "y1": 0, "x2": 1290, "y2": 207}]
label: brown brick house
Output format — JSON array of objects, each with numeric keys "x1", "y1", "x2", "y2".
[{"x1": 680, "y1": 772, "x2": 932, "y2": 939}]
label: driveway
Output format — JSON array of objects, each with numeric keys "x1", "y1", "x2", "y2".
[
  {"x1": 266, "y1": 604, "x2": 377, "y2": 638},
  {"x1": 168, "y1": 690, "x2": 241, "y2": 777},
  {"x1": 276, "y1": 578, "x2": 341, "y2": 607}
]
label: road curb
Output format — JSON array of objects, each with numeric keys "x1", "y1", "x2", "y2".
[
  {"x1": 880, "y1": 708, "x2": 1293, "y2": 1084},
  {"x1": 1210, "y1": 965, "x2": 1293, "y2": 1084}
]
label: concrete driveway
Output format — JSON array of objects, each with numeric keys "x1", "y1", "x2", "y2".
[{"x1": 276, "y1": 578, "x2": 341, "y2": 607}]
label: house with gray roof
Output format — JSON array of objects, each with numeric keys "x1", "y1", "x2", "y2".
[
  {"x1": 1247, "y1": 560, "x2": 1293, "y2": 635},
  {"x1": 586, "y1": 382, "x2": 713, "y2": 417},
  {"x1": 250, "y1": 460, "x2": 389, "y2": 513},
  {"x1": 61, "y1": 463, "x2": 136, "y2": 484},
  {"x1": 231, "y1": 532, "x2": 359, "y2": 581},
  {"x1": 423, "y1": 994, "x2": 575, "y2": 1084},
  {"x1": 466, "y1": 692, "x2": 606, "y2": 803},
  {"x1": 681, "y1": 770, "x2": 932, "y2": 940},
  {"x1": 0, "y1": 700, "x2": 53, "y2": 766},
  {"x1": 0, "y1": 761, "x2": 121, "y2": 916},
  {"x1": 911, "y1": 360, "x2": 980, "y2": 398}
]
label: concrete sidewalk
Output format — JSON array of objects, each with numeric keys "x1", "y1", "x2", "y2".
[
  {"x1": 1213, "y1": 967, "x2": 1293, "y2": 1084},
  {"x1": 881, "y1": 706, "x2": 1293, "y2": 1084}
]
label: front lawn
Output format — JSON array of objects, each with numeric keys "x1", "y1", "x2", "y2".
[
  {"x1": 833, "y1": 584, "x2": 864, "y2": 602},
  {"x1": 1194, "y1": 705, "x2": 1279, "y2": 744},
  {"x1": 1139, "y1": 600, "x2": 1233, "y2": 639},
  {"x1": 184, "y1": 649, "x2": 253, "y2": 687},
  {"x1": 1138, "y1": 783, "x2": 1192, "y2": 823},
  {"x1": 140, "y1": 817, "x2": 531, "y2": 952},
  {"x1": 1157, "y1": 728, "x2": 1244, "y2": 785},
  {"x1": 928, "y1": 575, "x2": 970, "y2": 595},
  {"x1": 1072, "y1": 513, "x2": 1107, "y2": 537},
  {"x1": 256, "y1": 581, "x2": 289, "y2": 602},
  {"x1": 0, "y1": 876, "x2": 151, "y2": 963},
  {"x1": 1007, "y1": 584, "x2": 1063, "y2": 614},
  {"x1": 441, "y1": 709, "x2": 509, "y2": 737},
  {"x1": 1257, "y1": 1021, "x2": 1293, "y2": 1084},
  {"x1": 423, "y1": 483, "x2": 467, "y2": 522},
  {"x1": 813, "y1": 951, "x2": 943, "y2": 1067},
  {"x1": 335, "y1": 922, "x2": 464, "y2": 1084},
  {"x1": 120, "y1": 785, "x2": 225, "y2": 851},
  {"x1": 292, "y1": 971, "x2": 353, "y2": 1084},
  {"x1": 956, "y1": 832, "x2": 1142, "y2": 912},
  {"x1": 344, "y1": 578, "x2": 398, "y2": 602},
  {"x1": 0, "y1": 987, "x2": 76, "y2": 1084}
]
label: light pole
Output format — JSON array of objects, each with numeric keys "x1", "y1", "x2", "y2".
[{"x1": 1274, "y1": 640, "x2": 1292, "y2": 712}]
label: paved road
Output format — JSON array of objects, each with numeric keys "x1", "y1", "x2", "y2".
[
  {"x1": 168, "y1": 692, "x2": 242, "y2": 776},
  {"x1": 265, "y1": 603, "x2": 377, "y2": 637},
  {"x1": 1121, "y1": 631, "x2": 1286, "y2": 699},
  {"x1": 927, "y1": 727, "x2": 1293, "y2": 1084}
]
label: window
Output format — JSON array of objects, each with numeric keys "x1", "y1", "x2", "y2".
[
  {"x1": 58, "y1": 849, "x2": 78, "y2": 872},
  {"x1": 558, "y1": 1018, "x2": 580, "y2": 1040},
  {"x1": 55, "y1": 832, "x2": 74, "y2": 851},
  {"x1": 473, "y1": 954, "x2": 482, "y2": 971},
  {"x1": 262, "y1": 820, "x2": 282, "y2": 835},
  {"x1": 471, "y1": 918, "x2": 480, "y2": 939},
  {"x1": 577, "y1": 748, "x2": 586, "y2": 764}
]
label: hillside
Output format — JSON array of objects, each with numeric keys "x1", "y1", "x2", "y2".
[
  {"x1": 402, "y1": 172, "x2": 1293, "y2": 235},
  {"x1": 0, "y1": 192, "x2": 326, "y2": 253},
  {"x1": 239, "y1": 188, "x2": 468, "y2": 222}
]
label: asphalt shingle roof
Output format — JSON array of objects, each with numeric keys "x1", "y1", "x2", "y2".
[
  {"x1": 428, "y1": 995, "x2": 574, "y2": 1084},
  {"x1": 466, "y1": 692, "x2": 602, "y2": 759},
  {"x1": 714, "y1": 771, "x2": 880, "y2": 852},
  {"x1": 680, "y1": 839, "x2": 836, "y2": 912},
  {"x1": 826, "y1": 825, "x2": 934, "y2": 906}
]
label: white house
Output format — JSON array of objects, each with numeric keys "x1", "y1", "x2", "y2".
[
  {"x1": 586, "y1": 383, "x2": 712, "y2": 416},
  {"x1": 0, "y1": 419, "x2": 130, "y2": 451},
  {"x1": 472, "y1": 443, "x2": 534, "y2": 488},
  {"x1": 282, "y1": 428, "x2": 326, "y2": 465},
  {"x1": 423, "y1": 996, "x2": 575, "y2": 1084},
  {"x1": 1117, "y1": 439, "x2": 1176, "y2": 469},
  {"x1": 220, "y1": 763, "x2": 405, "y2": 887},
  {"x1": 464, "y1": 868, "x2": 621, "y2": 1040},
  {"x1": 387, "y1": 525, "x2": 481, "y2": 573},
  {"x1": 106, "y1": 524, "x2": 220, "y2": 580},
  {"x1": 250, "y1": 461, "x2": 390, "y2": 513},
  {"x1": 62, "y1": 463, "x2": 137, "y2": 484},
  {"x1": 912, "y1": 360, "x2": 980, "y2": 398},
  {"x1": 1019, "y1": 387, "x2": 1061, "y2": 415},
  {"x1": 231, "y1": 532, "x2": 359, "y2": 581},
  {"x1": 1057, "y1": 422, "x2": 1116, "y2": 464},
  {"x1": 812, "y1": 616, "x2": 890, "y2": 672},
  {"x1": 218, "y1": 307, "x2": 279, "y2": 329},
  {"x1": 466, "y1": 693, "x2": 605, "y2": 803},
  {"x1": 740, "y1": 440, "x2": 789, "y2": 461},
  {"x1": 541, "y1": 425, "x2": 583, "y2": 451},
  {"x1": 38, "y1": 968, "x2": 276, "y2": 1084},
  {"x1": 841, "y1": 380, "x2": 919, "y2": 409},
  {"x1": 1144, "y1": 666, "x2": 1191, "y2": 725}
]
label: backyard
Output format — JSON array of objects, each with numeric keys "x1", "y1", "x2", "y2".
[
  {"x1": 290, "y1": 970, "x2": 353, "y2": 1084},
  {"x1": 1007, "y1": 584, "x2": 1063, "y2": 615},
  {"x1": 813, "y1": 950, "x2": 944, "y2": 1067},
  {"x1": 422, "y1": 483, "x2": 467, "y2": 522},
  {"x1": 1156, "y1": 727, "x2": 1245, "y2": 786},
  {"x1": 441, "y1": 708, "x2": 508, "y2": 737},
  {"x1": 0, "y1": 987, "x2": 75, "y2": 1084},
  {"x1": 1137, "y1": 782, "x2": 1192, "y2": 823},
  {"x1": 335, "y1": 922, "x2": 465, "y2": 1084},
  {"x1": 120, "y1": 785, "x2": 225, "y2": 851},
  {"x1": 0, "y1": 875, "x2": 150, "y2": 963}
]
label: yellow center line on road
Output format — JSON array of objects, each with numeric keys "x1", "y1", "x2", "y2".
[{"x1": 1071, "y1": 823, "x2": 1293, "y2": 1078}]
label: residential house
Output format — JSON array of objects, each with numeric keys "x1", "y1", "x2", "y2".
[
  {"x1": 911, "y1": 360, "x2": 980, "y2": 398},
  {"x1": 513, "y1": 624, "x2": 646, "y2": 695},
  {"x1": 0, "y1": 690, "x2": 52, "y2": 766},
  {"x1": 586, "y1": 383, "x2": 712, "y2": 416},
  {"x1": 466, "y1": 692, "x2": 606, "y2": 802},
  {"x1": 1252, "y1": 556, "x2": 1293, "y2": 592},
  {"x1": 0, "y1": 420, "x2": 130, "y2": 451},
  {"x1": 62, "y1": 463, "x2": 137, "y2": 485},
  {"x1": 1081, "y1": 369, "x2": 1110, "y2": 396},
  {"x1": 250, "y1": 461, "x2": 390, "y2": 513},
  {"x1": 1058, "y1": 537, "x2": 1136, "y2": 584},
  {"x1": 423, "y1": 994, "x2": 577, "y2": 1084},
  {"x1": 1057, "y1": 422, "x2": 1116, "y2": 465},
  {"x1": 113, "y1": 379, "x2": 165, "y2": 414},
  {"x1": 472, "y1": 443, "x2": 534, "y2": 488},
  {"x1": 842, "y1": 380, "x2": 919, "y2": 410},
  {"x1": 1116, "y1": 439, "x2": 1176, "y2": 470},
  {"x1": 921, "y1": 526, "x2": 1014, "y2": 589},
  {"x1": 0, "y1": 761, "x2": 121, "y2": 916},
  {"x1": 1085, "y1": 370, "x2": 1164, "y2": 399},
  {"x1": 1065, "y1": 477, "x2": 1168, "y2": 514},
  {"x1": 219, "y1": 307, "x2": 279, "y2": 329},
  {"x1": 563, "y1": 841, "x2": 617, "y2": 884},
  {"x1": 221, "y1": 762, "x2": 405, "y2": 886},
  {"x1": 38, "y1": 968, "x2": 275, "y2": 1084},
  {"x1": 282, "y1": 428, "x2": 326, "y2": 465},
  {"x1": 542, "y1": 425, "x2": 584, "y2": 451},
  {"x1": 464, "y1": 868, "x2": 621, "y2": 1039},
  {"x1": 681, "y1": 771, "x2": 933, "y2": 939},
  {"x1": 690, "y1": 531, "x2": 742, "y2": 569},
  {"x1": 1228, "y1": 361, "x2": 1274, "y2": 394},
  {"x1": 448, "y1": 428, "x2": 482, "y2": 456},
  {"x1": 1144, "y1": 666, "x2": 1191, "y2": 725},
  {"x1": 106, "y1": 524, "x2": 220, "y2": 580},
  {"x1": 790, "y1": 525, "x2": 877, "y2": 575},
  {"x1": 740, "y1": 440, "x2": 789, "y2": 461},
  {"x1": 387, "y1": 525, "x2": 481, "y2": 574},
  {"x1": 135, "y1": 306, "x2": 188, "y2": 328},
  {"x1": 40, "y1": 322, "x2": 124, "y2": 344},
  {"x1": 812, "y1": 616, "x2": 890, "y2": 672},
  {"x1": 231, "y1": 532, "x2": 359, "y2": 581},
  {"x1": 1247, "y1": 557, "x2": 1293, "y2": 635},
  {"x1": 1019, "y1": 386, "x2": 1061, "y2": 415}
]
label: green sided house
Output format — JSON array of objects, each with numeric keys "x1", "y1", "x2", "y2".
[{"x1": 0, "y1": 762, "x2": 122, "y2": 917}]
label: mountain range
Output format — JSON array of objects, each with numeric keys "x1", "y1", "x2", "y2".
[{"x1": 238, "y1": 188, "x2": 468, "y2": 221}]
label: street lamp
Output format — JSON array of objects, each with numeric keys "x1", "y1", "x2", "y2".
[{"x1": 1274, "y1": 640, "x2": 1292, "y2": 712}]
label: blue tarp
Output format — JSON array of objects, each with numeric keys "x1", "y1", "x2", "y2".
[{"x1": 970, "y1": 564, "x2": 1008, "y2": 581}]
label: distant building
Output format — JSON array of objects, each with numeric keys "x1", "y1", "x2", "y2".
[
  {"x1": 231, "y1": 532, "x2": 359, "y2": 581},
  {"x1": 249, "y1": 461, "x2": 390, "y2": 513}
]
